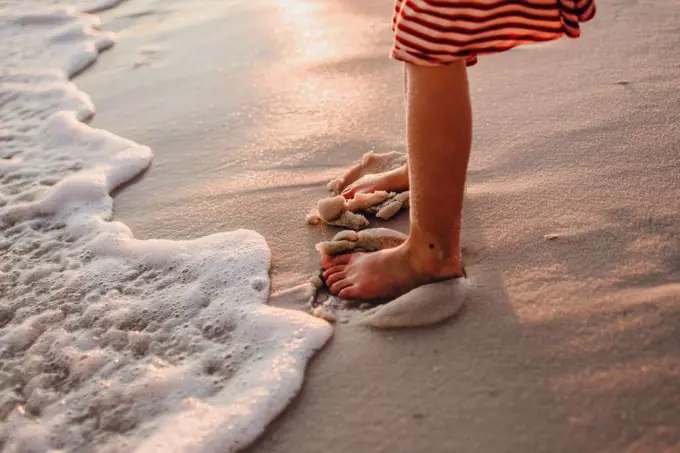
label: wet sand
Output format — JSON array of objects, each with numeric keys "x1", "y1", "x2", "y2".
[{"x1": 78, "y1": 0, "x2": 680, "y2": 451}]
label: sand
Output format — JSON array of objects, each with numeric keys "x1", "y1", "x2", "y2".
[{"x1": 76, "y1": 0, "x2": 680, "y2": 451}]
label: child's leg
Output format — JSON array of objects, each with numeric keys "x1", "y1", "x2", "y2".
[{"x1": 322, "y1": 59, "x2": 471, "y2": 300}]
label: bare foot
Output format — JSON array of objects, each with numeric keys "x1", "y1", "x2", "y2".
[
  {"x1": 341, "y1": 164, "x2": 409, "y2": 199},
  {"x1": 321, "y1": 242, "x2": 462, "y2": 300}
]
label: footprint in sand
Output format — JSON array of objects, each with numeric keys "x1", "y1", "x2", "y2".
[{"x1": 132, "y1": 45, "x2": 166, "y2": 69}]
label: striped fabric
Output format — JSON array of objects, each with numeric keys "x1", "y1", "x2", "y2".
[{"x1": 391, "y1": 0, "x2": 596, "y2": 66}]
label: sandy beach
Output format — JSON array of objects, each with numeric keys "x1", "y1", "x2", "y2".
[{"x1": 72, "y1": 0, "x2": 680, "y2": 451}]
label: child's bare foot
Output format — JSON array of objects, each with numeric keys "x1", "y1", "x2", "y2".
[
  {"x1": 321, "y1": 242, "x2": 462, "y2": 300},
  {"x1": 341, "y1": 164, "x2": 409, "y2": 199}
]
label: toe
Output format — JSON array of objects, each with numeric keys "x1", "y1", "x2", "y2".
[
  {"x1": 321, "y1": 256, "x2": 334, "y2": 269},
  {"x1": 322, "y1": 254, "x2": 352, "y2": 269},
  {"x1": 341, "y1": 181, "x2": 357, "y2": 196},
  {"x1": 322, "y1": 265, "x2": 345, "y2": 280},
  {"x1": 343, "y1": 186, "x2": 374, "y2": 199},
  {"x1": 325, "y1": 271, "x2": 346, "y2": 287},
  {"x1": 341, "y1": 188, "x2": 355, "y2": 199},
  {"x1": 330, "y1": 278, "x2": 354, "y2": 295},
  {"x1": 342, "y1": 180, "x2": 377, "y2": 199},
  {"x1": 338, "y1": 285, "x2": 360, "y2": 299}
]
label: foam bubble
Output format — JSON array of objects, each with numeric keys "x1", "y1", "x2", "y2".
[{"x1": 0, "y1": 2, "x2": 332, "y2": 452}]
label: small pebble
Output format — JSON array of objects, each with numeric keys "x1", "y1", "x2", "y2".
[
  {"x1": 544, "y1": 234, "x2": 560, "y2": 240},
  {"x1": 613, "y1": 80, "x2": 629, "y2": 85}
]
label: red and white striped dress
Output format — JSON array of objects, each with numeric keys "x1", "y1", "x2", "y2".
[{"x1": 391, "y1": 0, "x2": 596, "y2": 66}]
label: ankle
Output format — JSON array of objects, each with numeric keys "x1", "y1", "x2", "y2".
[{"x1": 402, "y1": 240, "x2": 462, "y2": 279}]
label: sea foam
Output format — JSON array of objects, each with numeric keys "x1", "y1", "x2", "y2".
[{"x1": 0, "y1": 3, "x2": 332, "y2": 452}]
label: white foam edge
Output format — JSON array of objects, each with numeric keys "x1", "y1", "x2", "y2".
[
  {"x1": 135, "y1": 306, "x2": 331, "y2": 453},
  {"x1": 1, "y1": 110, "x2": 152, "y2": 226}
]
